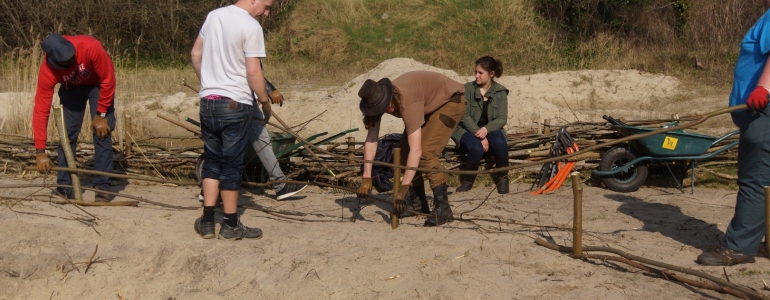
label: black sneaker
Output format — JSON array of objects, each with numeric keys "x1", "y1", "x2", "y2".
[
  {"x1": 276, "y1": 183, "x2": 307, "y2": 200},
  {"x1": 218, "y1": 222, "x2": 263, "y2": 240},
  {"x1": 194, "y1": 217, "x2": 215, "y2": 239}
]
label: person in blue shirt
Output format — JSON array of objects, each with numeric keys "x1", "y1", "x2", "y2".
[{"x1": 697, "y1": 0, "x2": 770, "y2": 266}]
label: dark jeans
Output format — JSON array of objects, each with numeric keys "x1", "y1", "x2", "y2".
[
  {"x1": 57, "y1": 85, "x2": 116, "y2": 193},
  {"x1": 459, "y1": 129, "x2": 508, "y2": 163},
  {"x1": 724, "y1": 109, "x2": 770, "y2": 255},
  {"x1": 200, "y1": 98, "x2": 252, "y2": 190}
]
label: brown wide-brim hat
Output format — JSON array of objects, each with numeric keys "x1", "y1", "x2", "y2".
[{"x1": 358, "y1": 78, "x2": 393, "y2": 116}]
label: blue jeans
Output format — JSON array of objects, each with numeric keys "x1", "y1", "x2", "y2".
[
  {"x1": 199, "y1": 98, "x2": 252, "y2": 190},
  {"x1": 459, "y1": 129, "x2": 508, "y2": 163},
  {"x1": 57, "y1": 85, "x2": 116, "y2": 193}
]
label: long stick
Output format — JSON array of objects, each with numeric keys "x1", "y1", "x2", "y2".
[
  {"x1": 269, "y1": 111, "x2": 337, "y2": 178},
  {"x1": 157, "y1": 113, "x2": 201, "y2": 135},
  {"x1": 535, "y1": 238, "x2": 767, "y2": 299},
  {"x1": 53, "y1": 106, "x2": 83, "y2": 202},
  {"x1": 0, "y1": 194, "x2": 138, "y2": 207}
]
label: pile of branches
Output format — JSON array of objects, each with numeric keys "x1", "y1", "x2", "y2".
[{"x1": 0, "y1": 115, "x2": 739, "y2": 187}]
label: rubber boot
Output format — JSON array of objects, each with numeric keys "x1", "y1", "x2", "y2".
[
  {"x1": 400, "y1": 184, "x2": 430, "y2": 218},
  {"x1": 455, "y1": 162, "x2": 480, "y2": 192},
  {"x1": 424, "y1": 184, "x2": 453, "y2": 227},
  {"x1": 495, "y1": 156, "x2": 510, "y2": 194}
]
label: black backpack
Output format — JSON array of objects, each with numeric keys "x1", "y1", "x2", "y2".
[{"x1": 363, "y1": 133, "x2": 402, "y2": 192}]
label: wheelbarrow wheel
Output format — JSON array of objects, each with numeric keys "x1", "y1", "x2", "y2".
[
  {"x1": 195, "y1": 154, "x2": 205, "y2": 184},
  {"x1": 599, "y1": 147, "x2": 648, "y2": 193}
]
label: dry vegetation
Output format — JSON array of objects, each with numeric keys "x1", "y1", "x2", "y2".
[{"x1": 0, "y1": 0, "x2": 762, "y2": 141}]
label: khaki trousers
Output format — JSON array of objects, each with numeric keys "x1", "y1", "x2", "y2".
[{"x1": 399, "y1": 94, "x2": 466, "y2": 188}]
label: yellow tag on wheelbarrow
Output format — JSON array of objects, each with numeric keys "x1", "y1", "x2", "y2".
[{"x1": 662, "y1": 136, "x2": 678, "y2": 150}]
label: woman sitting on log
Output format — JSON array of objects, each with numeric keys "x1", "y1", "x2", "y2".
[{"x1": 451, "y1": 56, "x2": 510, "y2": 194}]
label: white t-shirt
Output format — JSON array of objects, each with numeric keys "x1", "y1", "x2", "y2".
[{"x1": 198, "y1": 5, "x2": 266, "y2": 105}]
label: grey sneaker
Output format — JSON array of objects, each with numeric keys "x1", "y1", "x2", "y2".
[
  {"x1": 219, "y1": 222, "x2": 263, "y2": 240},
  {"x1": 194, "y1": 217, "x2": 215, "y2": 239},
  {"x1": 276, "y1": 183, "x2": 307, "y2": 200}
]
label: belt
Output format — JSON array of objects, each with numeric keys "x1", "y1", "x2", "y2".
[{"x1": 202, "y1": 95, "x2": 229, "y2": 100}]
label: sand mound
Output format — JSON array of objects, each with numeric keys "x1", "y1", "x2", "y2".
[{"x1": 276, "y1": 58, "x2": 690, "y2": 143}]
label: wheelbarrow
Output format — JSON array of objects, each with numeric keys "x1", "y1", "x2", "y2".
[
  {"x1": 187, "y1": 117, "x2": 359, "y2": 183},
  {"x1": 592, "y1": 121, "x2": 739, "y2": 193}
]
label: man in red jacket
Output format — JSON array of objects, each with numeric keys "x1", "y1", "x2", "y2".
[{"x1": 33, "y1": 33, "x2": 116, "y2": 202}]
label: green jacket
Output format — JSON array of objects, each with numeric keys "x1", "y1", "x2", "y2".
[{"x1": 451, "y1": 81, "x2": 509, "y2": 144}]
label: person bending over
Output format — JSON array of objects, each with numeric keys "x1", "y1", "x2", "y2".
[
  {"x1": 356, "y1": 71, "x2": 466, "y2": 226},
  {"x1": 33, "y1": 33, "x2": 116, "y2": 202}
]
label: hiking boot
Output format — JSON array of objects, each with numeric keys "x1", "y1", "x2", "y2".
[
  {"x1": 51, "y1": 188, "x2": 74, "y2": 200},
  {"x1": 696, "y1": 247, "x2": 755, "y2": 266},
  {"x1": 276, "y1": 183, "x2": 307, "y2": 200},
  {"x1": 494, "y1": 156, "x2": 510, "y2": 194},
  {"x1": 455, "y1": 162, "x2": 480, "y2": 192},
  {"x1": 94, "y1": 186, "x2": 111, "y2": 202},
  {"x1": 219, "y1": 222, "x2": 263, "y2": 240},
  {"x1": 497, "y1": 176, "x2": 509, "y2": 194},
  {"x1": 400, "y1": 185, "x2": 431, "y2": 218},
  {"x1": 194, "y1": 217, "x2": 216, "y2": 239},
  {"x1": 424, "y1": 184, "x2": 453, "y2": 227}
]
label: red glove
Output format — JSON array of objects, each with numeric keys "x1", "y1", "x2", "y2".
[{"x1": 747, "y1": 87, "x2": 769, "y2": 111}]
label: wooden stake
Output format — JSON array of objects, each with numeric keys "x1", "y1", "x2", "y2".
[
  {"x1": 347, "y1": 136, "x2": 355, "y2": 165},
  {"x1": 571, "y1": 171, "x2": 583, "y2": 257},
  {"x1": 124, "y1": 115, "x2": 132, "y2": 159},
  {"x1": 543, "y1": 119, "x2": 552, "y2": 135},
  {"x1": 391, "y1": 148, "x2": 401, "y2": 229},
  {"x1": 764, "y1": 186, "x2": 770, "y2": 258},
  {"x1": 53, "y1": 106, "x2": 83, "y2": 202}
]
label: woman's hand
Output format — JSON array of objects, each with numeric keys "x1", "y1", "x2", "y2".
[
  {"x1": 481, "y1": 138, "x2": 489, "y2": 152},
  {"x1": 475, "y1": 127, "x2": 488, "y2": 139}
]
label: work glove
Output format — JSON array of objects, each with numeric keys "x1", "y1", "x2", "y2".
[
  {"x1": 746, "y1": 86, "x2": 769, "y2": 111},
  {"x1": 356, "y1": 177, "x2": 372, "y2": 199},
  {"x1": 92, "y1": 115, "x2": 110, "y2": 139},
  {"x1": 36, "y1": 151, "x2": 51, "y2": 173},
  {"x1": 269, "y1": 89, "x2": 284, "y2": 107},
  {"x1": 259, "y1": 101, "x2": 272, "y2": 125},
  {"x1": 392, "y1": 183, "x2": 411, "y2": 216}
]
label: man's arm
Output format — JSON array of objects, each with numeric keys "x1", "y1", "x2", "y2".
[
  {"x1": 89, "y1": 40, "x2": 116, "y2": 114},
  {"x1": 32, "y1": 65, "x2": 57, "y2": 150},
  {"x1": 246, "y1": 57, "x2": 269, "y2": 103},
  {"x1": 401, "y1": 128, "x2": 422, "y2": 185},
  {"x1": 362, "y1": 121, "x2": 381, "y2": 178},
  {"x1": 191, "y1": 35, "x2": 204, "y2": 80}
]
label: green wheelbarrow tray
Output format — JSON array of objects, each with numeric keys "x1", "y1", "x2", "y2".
[
  {"x1": 615, "y1": 125, "x2": 724, "y2": 157},
  {"x1": 592, "y1": 128, "x2": 739, "y2": 177}
]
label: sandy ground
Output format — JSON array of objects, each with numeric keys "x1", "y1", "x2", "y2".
[
  {"x1": 0, "y1": 58, "x2": 756, "y2": 299},
  {"x1": 0, "y1": 175, "x2": 767, "y2": 299}
]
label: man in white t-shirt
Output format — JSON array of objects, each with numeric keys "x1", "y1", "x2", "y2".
[{"x1": 190, "y1": 0, "x2": 273, "y2": 240}]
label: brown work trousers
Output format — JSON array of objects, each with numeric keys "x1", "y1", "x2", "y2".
[{"x1": 399, "y1": 94, "x2": 466, "y2": 188}]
